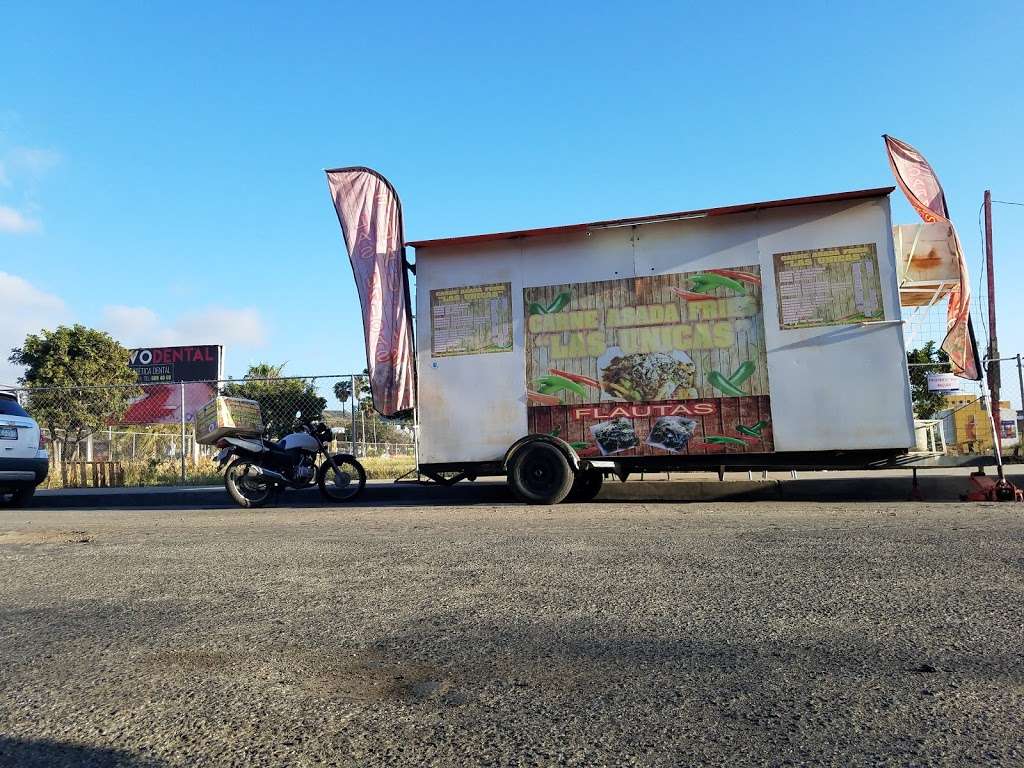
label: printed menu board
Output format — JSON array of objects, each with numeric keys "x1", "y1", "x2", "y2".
[
  {"x1": 524, "y1": 266, "x2": 774, "y2": 457},
  {"x1": 773, "y1": 243, "x2": 884, "y2": 330},
  {"x1": 430, "y1": 282, "x2": 513, "y2": 357}
]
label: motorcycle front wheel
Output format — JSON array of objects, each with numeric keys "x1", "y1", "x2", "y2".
[
  {"x1": 225, "y1": 460, "x2": 273, "y2": 508},
  {"x1": 317, "y1": 454, "x2": 366, "y2": 502}
]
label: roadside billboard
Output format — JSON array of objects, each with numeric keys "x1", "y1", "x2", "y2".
[
  {"x1": 128, "y1": 345, "x2": 222, "y2": 384},
  {"x1": 524, "y1": 266, "x2": 773, "y2": 457},
  {"x1": 122, "y1": 345, "x2": 223, "y2": 425}
]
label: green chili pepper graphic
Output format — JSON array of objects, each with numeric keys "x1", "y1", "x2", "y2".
[
  {"x1": 689, "y1": 273, "x2": 746, "y2": 295},
  {"x1": 535, "y1": 375, "x2": 587, "y2": 399},
  {"x1": 708, "y1": 370, "x2": 748, "y2": 397},
  {"x1": 736, "y1": 420, "x2": 768, "y2": 438},
  {"x1": 545, "y1": 292, "x2": 571, "y2": 313},
  {"x1": 704, "y1": 435, "x2": 748, "y2": 446},
  {"x1": 728, "y1": 361, "x2": 756, "y2": 387},
  {"x1": 708, "y1": 362, "x2": 757, "y2": 396}
]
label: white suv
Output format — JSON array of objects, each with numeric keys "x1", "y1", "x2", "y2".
[{"x1": 0, "y1": 392, "x2": 49, "y2": 507}]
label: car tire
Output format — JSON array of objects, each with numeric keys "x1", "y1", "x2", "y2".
[
  {"x1": 507, "y1": 442, "x2": 574, "y2": 505},
  {"x1": 566, "y1": 470, "x2": 603, "y2": 502},
  {"x1": 1, "y1": 486, "x2": 35, "y2": 508}
]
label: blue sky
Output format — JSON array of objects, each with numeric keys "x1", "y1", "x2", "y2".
[{"x1": 2, "y1": 2, "x2": 1023, "y2": 405}]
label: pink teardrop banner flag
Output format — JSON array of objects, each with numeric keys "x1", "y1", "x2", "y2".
[{"x1": 326, "y1": 167, "x2": 416, "y2": 415}]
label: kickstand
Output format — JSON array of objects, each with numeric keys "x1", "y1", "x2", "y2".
[{"x1": 909, "y1": 468, "x2": 924, "y2": 501}]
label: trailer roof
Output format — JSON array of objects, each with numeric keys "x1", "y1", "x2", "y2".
[{"x1": 406, "y1": 186, "x2": 894, "y2": 249}]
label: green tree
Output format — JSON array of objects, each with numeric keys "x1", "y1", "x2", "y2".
[
  {"x1": 333, "y1": 370, "x2": 370, "y2": 408},
  {"x1": 222, "y1": 363, "x2": 327, "y2": 439},
  {"x1": 330, "y1": 369, "x2": 414, "y2": 450},
  {"x1": 8, "y1": 324, "x2": 141, "y2": 460},
  {"x1": 333, "y1": 369, "x2": 372, "y2": 408},
  {"x1": 907, "y1": 341, "x2": 951, "y2": 419},
  {"x1": 333, "y1": 379, "x2": 353, "y2": 404}
]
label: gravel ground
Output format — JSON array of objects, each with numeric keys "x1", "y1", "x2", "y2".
[{"x1": 1, "y1": 497, "x2": 1023, "y2": 767}]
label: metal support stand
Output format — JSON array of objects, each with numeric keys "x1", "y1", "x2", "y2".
[
  {"x1": 910, "y1": 468, "x2": 924, "y2": 501},
  {"x1": 179, "y1": 382, "x2": 186, "y2": 484},
  {"x1": 1018, "y1": 353, "x2": 1024, "y2": 458}
]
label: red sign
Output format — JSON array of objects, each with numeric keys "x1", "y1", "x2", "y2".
[
  {"x1": 571, "y1": 400, "x2": 718, "y2": 421},
  {"x1": 530, "y1": 396, "x2": 773, "y2": 457},
  {"x1": 123, "y1": 344, "x2": 222, "y2": 425}
]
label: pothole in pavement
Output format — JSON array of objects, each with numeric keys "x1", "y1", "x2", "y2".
[
  {"x1": 303, "y1": 654, "x2": 461, "y2": 704},
  {"x1": 138, "y1": 647, "x2": 465, "y2": 705},
  {"x1": 0, "y1": 529, "x2": 92, "y2": 545}
]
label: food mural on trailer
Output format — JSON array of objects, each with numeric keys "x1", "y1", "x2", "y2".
[{"x1": 524, "y1": 267, "x2": 773, "y2": 457}]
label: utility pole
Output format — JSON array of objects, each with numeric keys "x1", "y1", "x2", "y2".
[
  {"x1": 1018, "y1": 353, "x2": 1024, "y2": 431},
  {"x1": 984, "y1": 190, "x2": 1003, "y2": 475}
]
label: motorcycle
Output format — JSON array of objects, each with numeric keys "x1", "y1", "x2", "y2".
[{"x1": 214, "y1": 413, "x2": 366, "y2": 508}]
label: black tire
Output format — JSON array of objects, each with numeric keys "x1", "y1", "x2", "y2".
[
  {"x1": 224, "y1": 460, "x2": 273, "y2": 508},
  {"x1": 317, "y1": 455, "x2": 366, "y2": 502},
  {"x1": 507, "y1": 442, "x2": 574, "y2": 505},
  {"x1": 0, "y1": 486, "x2": 35, "y2": 508},
  {"x1": 566, "y1": 470, "x2": 603, "y2": 502}
]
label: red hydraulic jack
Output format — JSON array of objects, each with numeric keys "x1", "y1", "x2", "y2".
[
  {"x1": 964, "y1": 470, "x2": 1022, "y2": 502},
  {"x1": 961, "y1": 407, "x2": 1022, "y2": 502}
]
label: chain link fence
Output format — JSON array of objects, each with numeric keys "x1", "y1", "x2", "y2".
[{"x1": 5, "y1": 374, "x2": 416, "y2": 489}]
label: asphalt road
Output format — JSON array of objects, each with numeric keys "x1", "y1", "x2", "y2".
[{"x1": 1, "y1": 494, "x2": 1023, "y2": 767}]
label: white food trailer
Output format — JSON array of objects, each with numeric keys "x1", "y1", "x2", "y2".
[{"x1": 407, "y1": 187, "x2": 919, "y2": 503}]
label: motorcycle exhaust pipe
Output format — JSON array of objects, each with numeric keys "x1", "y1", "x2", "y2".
[{"x1": 248, "y1": 466, "x2": 288, "y2": 484}]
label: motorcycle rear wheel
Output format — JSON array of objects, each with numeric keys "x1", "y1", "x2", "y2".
[
  {"x1": 225, "y1": 460, "x2": 273, "y2": 508},
  {"x1": 317, "y1": 455, "x2": 366, "y2": 502}
]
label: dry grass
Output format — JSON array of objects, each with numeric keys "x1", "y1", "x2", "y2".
[
  {"x1": 357, "y1": 455, "x2": 415, "y2": 480},
  {"x1": 43, "y1": 454, "x2": 416, "y2": 488}
]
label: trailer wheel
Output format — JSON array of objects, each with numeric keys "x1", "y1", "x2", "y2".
[
  {"x1": 508, "y1": 442, "x2": 574, "y2": 505},
  {"x1": 566, "y1": 469, "x2": 603, "y2": 502}
]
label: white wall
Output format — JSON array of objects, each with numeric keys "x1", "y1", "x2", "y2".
[{"x1": 414, "y1": 196, "x2": 914, "y2": 464}]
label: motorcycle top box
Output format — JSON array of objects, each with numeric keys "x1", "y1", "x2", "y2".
[{"x1": 195, "y1": 396, "x2": 264, "y2": 445}]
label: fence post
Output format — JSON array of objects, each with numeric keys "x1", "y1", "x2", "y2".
[
  {"x1": 350, "y1": 374, "x2": 358, "y2": 457},
  {"x1": 179, "y1": 382, "x2": 186, "y2": 484}
]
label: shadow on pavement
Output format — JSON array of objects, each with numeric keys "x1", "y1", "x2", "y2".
[
  {"x1": 28, "y1": 466, "x2": 1024, "y2": 510},
  {"x1": 0, "y1": 736, "x2": 164, "y2": 768}
]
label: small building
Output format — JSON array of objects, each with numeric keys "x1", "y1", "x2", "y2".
[{"x1": 940, "y1": 395, "x2": 1014, "y2": 454}]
